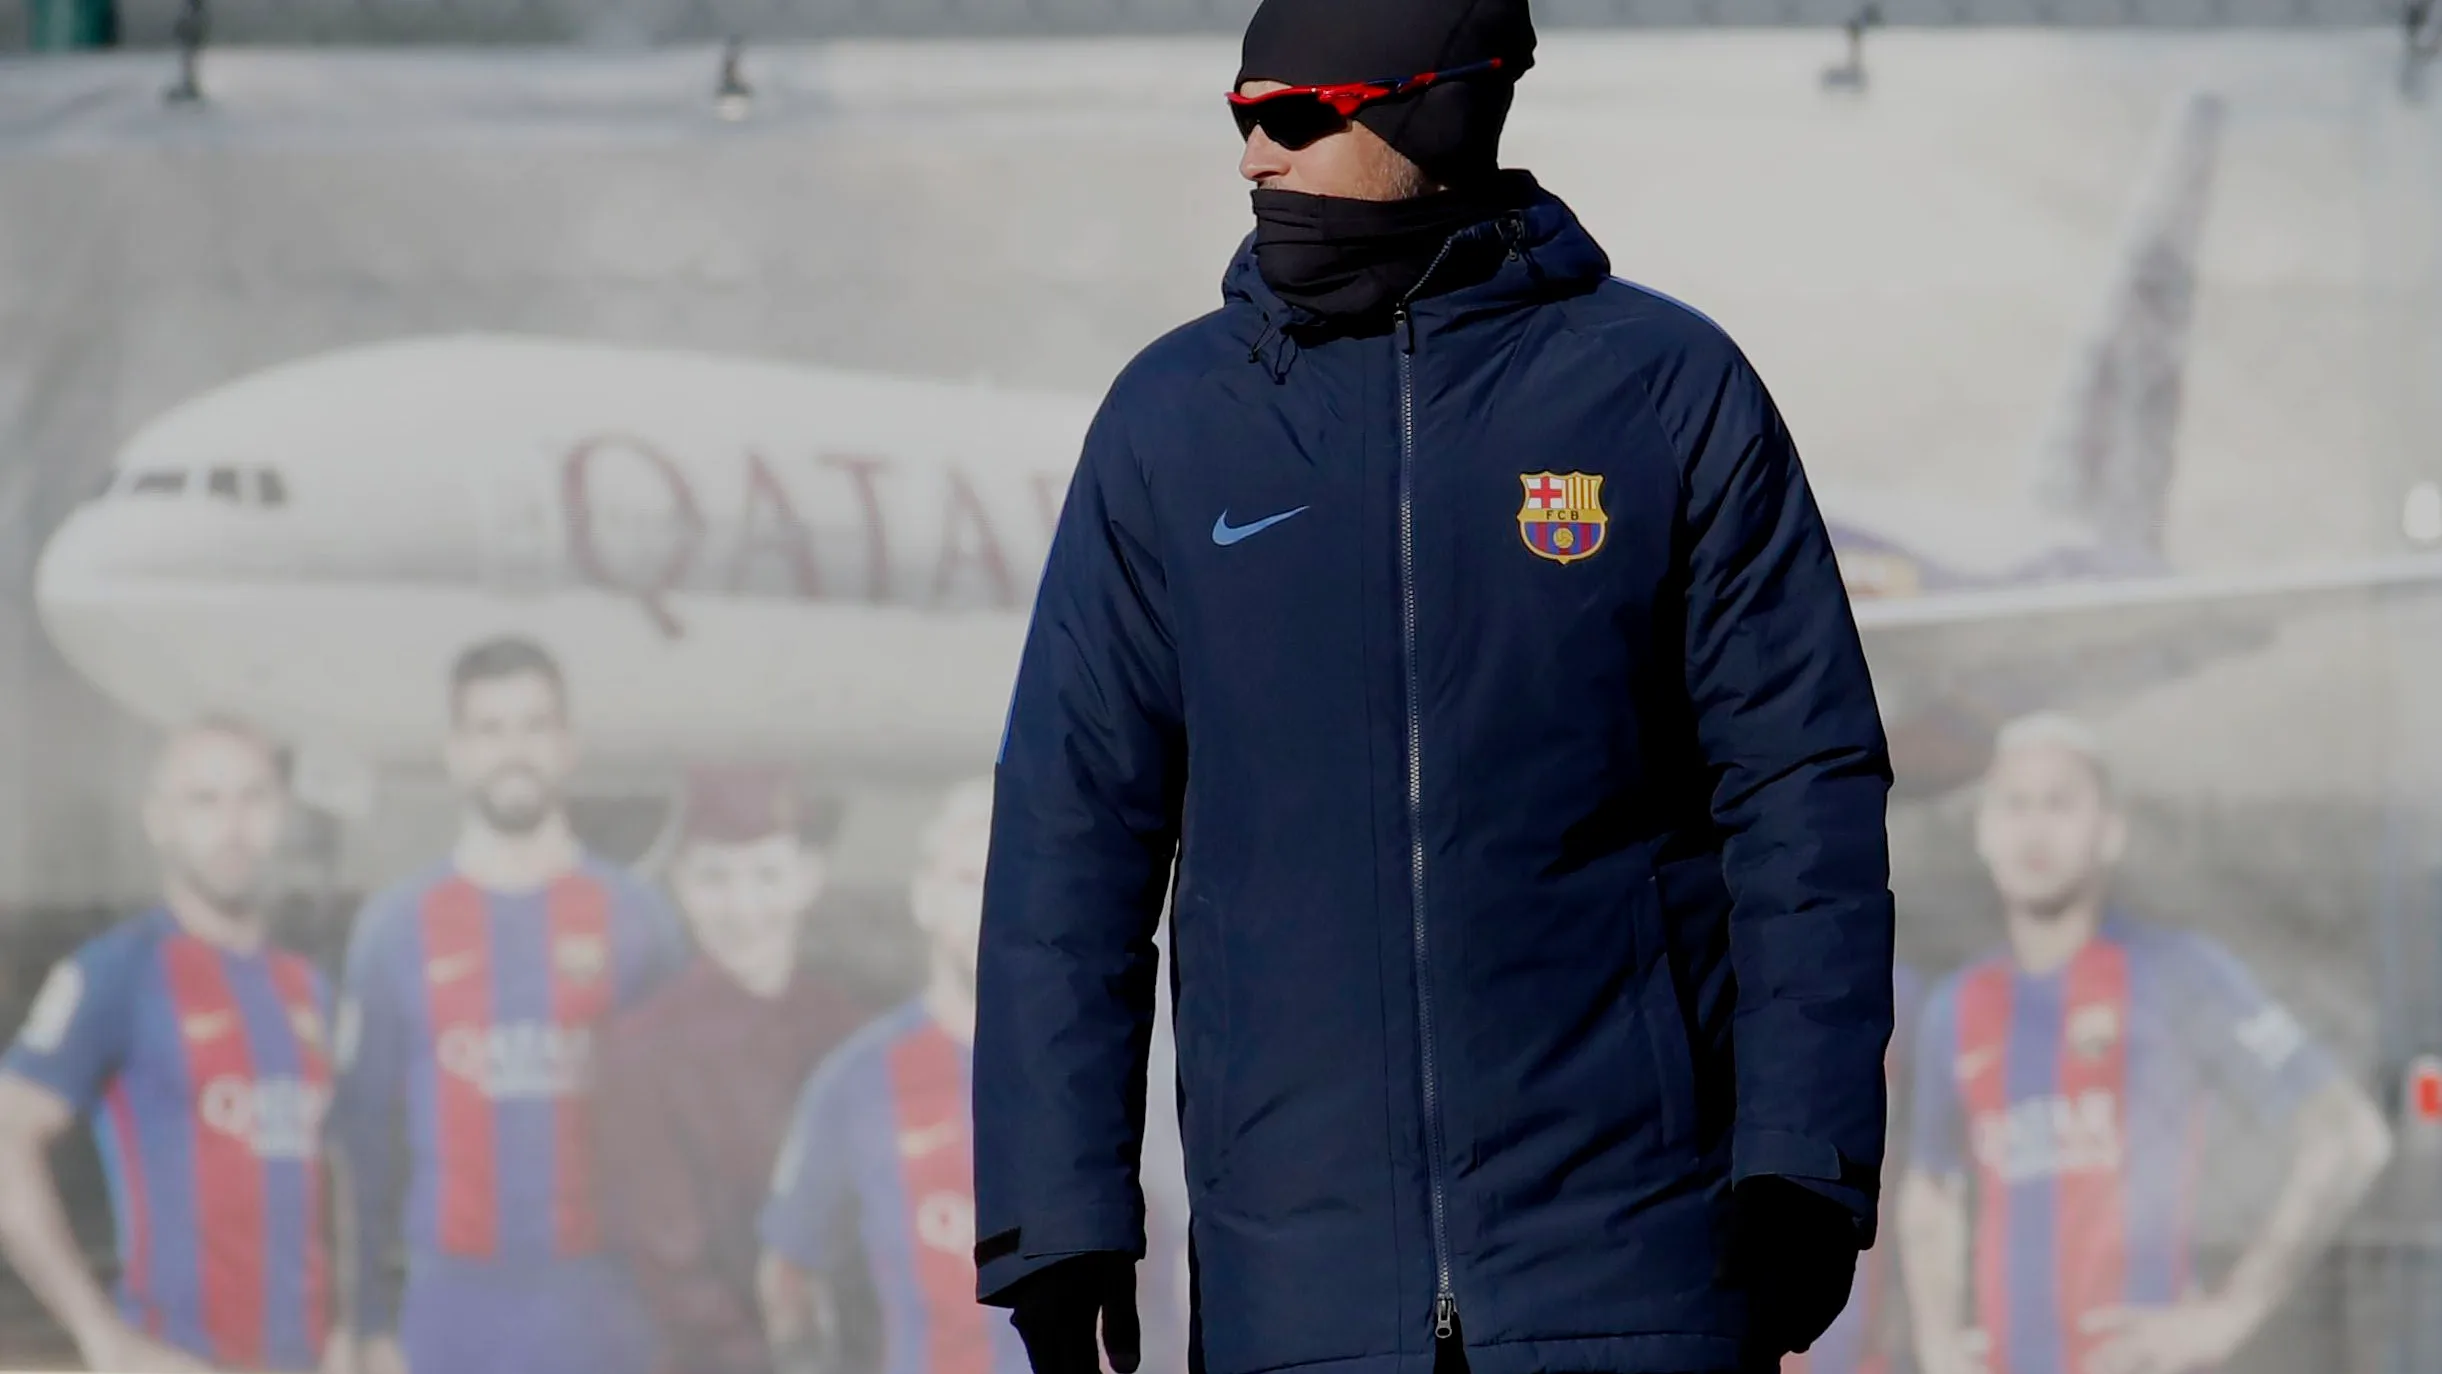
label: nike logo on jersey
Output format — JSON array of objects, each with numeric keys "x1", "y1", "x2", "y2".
[
  {"x1": 1212, "y1": 506, "x2": 1309, "y2": 546},
  {"x1": 181, "y1": 1011, "x2": 236, "y2": 1042},
  {"x1": 554, "y1": 935, "x2": 609, "y2": 983},
  {"x1": 898, "y1": 1118, "x2": 962, "y2": 1159},
  {"x1": 426, "y1": 950, "x2": 482, "y2": 985}
]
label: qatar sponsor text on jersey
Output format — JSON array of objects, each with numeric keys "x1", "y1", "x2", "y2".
[
  {"x1": 1909, "y1": 915, "x2": 2333, "y2": 1374},
  {"x1": 761, "y1": 1001, "x2": 1028, "y2": 1374},
  {"x1": 3, "y1": 908, "x2": 332, "y2": 1371}
]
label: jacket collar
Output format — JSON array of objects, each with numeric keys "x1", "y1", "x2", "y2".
[{"x1": 1223, "y1": 172, "x2": 1612, "y2": 352}]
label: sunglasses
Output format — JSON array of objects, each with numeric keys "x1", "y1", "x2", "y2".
[{"x1": 1229, "y1": 57, "x2": 1506, "y2": 150}]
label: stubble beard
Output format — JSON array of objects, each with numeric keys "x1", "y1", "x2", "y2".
[
  {"x1": 2012, "y1": 868, "x2": 2106, "y2": 924},
  {"x1": 177, "y1": 855, "x2": 266, "y2": 924},
  {"x1": 474, "y1": 771, "x2": 556, "y2": 837}
]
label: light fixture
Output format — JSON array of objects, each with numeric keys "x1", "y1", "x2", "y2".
[
  {"x1": 2403, "y1": 480, "x2": 2442, "y2": 545},
  {"x1": 716, "y1": 37, "x2": 754, "y2": 123}
]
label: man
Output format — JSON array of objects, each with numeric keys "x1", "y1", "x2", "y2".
[
  {"x1": 1898, "y1": 713, "x2": 2392, "y2": 1374},
  {"x1": 0, "y1": 719, "x2": 333, "y2": 1373},
  {"x1": 595, "y1": 768, "x2": 869, "y2": 1374},
  {"x1": 974, "y1": 0, "x2": 1895, "y2": 1372},
  {"x1": 758, "y1": 779, "x2": 1027, "y2": 1374},
  {"x1": 330, "y1": 637, "x2": 685, "y2": 1374}
]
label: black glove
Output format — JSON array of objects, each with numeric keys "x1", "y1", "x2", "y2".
[
  {"x1": 1002, "y1": 1252, "x2": 1141, "y2": 1374},
  {"x1": 1725, "y1": 1175, "x2": 1862, "y2": 1361}
]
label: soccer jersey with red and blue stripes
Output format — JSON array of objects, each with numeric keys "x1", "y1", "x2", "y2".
[
  {"x1": 761, "y1": 1001, "x2": 1028, "y2": 1374},
  {"x1": 2, "y1": 909, "x2": 332, "y2": 1372},
  {"x1": 329, "y1": 857, "x2": 683, "y2": 1332},
  {"x1": 1909, "y1": 915, "x2": 2333, "y2": 1374}
]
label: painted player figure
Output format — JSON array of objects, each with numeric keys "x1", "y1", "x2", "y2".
[
  {"x1": 594, "y1": 769, "x2": 869, "y2": 1374},
  {"x1": 330, "y1": 638, "x2": 684, "y2": 1374},
  {"x1": 759, "y1": 780, "x2": 1033, "y2": 1374},
  {"x1": 1898, "y1": 714, "x2": 2392, "y2": 1374},
  {"x1": 0, "y1": 719, "x2": 334, "y2": 1373}
]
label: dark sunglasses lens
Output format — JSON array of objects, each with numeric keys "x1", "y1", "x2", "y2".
[{"x1": 1234, "y1": 94, "x2": 1348, "y2": 150}]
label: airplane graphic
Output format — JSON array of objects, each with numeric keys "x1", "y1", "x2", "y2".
[{"x1": 32, "y1": 90, "x2": 2442, "y2": 802}]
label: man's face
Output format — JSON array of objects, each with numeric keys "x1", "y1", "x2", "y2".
[
  {"x1": 670, "y1": 833, "x2": 822, "y2": 987},
  {"x1": 145, "y1": 730, "x2": 286, "y2": 916},
  {"x1": 444, "y1": 672, "x2": 575, "y2": 835},
  {"x1": 910, "y1": 812, "x2": 990, "y2": 987},
  {"x1": 1974, "y1": 741, "x2": 2124, "y2": 918},
  {"x1": 1237, "y1": 82, "x2": 1436, "y2": 200}
]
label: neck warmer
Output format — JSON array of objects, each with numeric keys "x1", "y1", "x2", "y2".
[{"x1": 1250, "y1": 185, "x2": 1503, "y2": 321}]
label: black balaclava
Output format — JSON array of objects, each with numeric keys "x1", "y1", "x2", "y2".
[{"x1": 1239, "y1": 0, "x2": 1537, "y2": 322}]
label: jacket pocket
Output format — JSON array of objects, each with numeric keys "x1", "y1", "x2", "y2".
[
  {"x1": 1174, "y1": 892, "x2": 1232, "y2": 1194},
  {"x1": 1633, "y1": 873, "x2": 1700, "y2": 1149}
]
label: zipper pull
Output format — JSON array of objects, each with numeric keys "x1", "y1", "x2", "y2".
[
  {"x1": 1432, "y1": 1290, "x2": 1459, "y2": 1342},
  {"x1": 1394, "y1": 302, "x2": 1416, "y2": 354}
]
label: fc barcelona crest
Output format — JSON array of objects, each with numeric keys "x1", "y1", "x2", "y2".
[
  {"x1": 2068, "y1": 1002, "x2": 2121, "y2": 1060},
  {"x1": 1518, "y1": 472, "x2": 1608, "y2": 565}
]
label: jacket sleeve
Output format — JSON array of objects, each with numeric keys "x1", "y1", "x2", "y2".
[
  {"x1": 972, "y1": 391, "x2": 1184, "y2": 1305},
  {"x1": 1667, "y1": 344, "x2": 1896, "y2": 1236}
]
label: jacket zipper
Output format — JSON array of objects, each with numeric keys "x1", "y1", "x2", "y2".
[{"x1": 1391, "y1": 226, "x2": 1479, "y2": 1348}]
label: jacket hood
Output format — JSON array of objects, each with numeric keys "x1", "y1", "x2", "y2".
[{"x1": 1222, "y1": 172, "x2": 1611, "y2": 338}]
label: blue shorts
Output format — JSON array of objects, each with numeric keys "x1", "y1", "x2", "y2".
[{"x1": 400, "y1": 1254, "x2": 659, "y2": 1374}]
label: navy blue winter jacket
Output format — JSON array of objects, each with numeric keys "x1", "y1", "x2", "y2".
[{"x1": 974, "y1": 179, "x2": 1895, "y2": 1374}]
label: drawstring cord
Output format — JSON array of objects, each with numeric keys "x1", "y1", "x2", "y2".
[
  {"x1": 1245, "y1": 317, "x2": 1301, "y2": 383},
  {"x1": 1246, "y1": 319, "x2": 1274, "y2": 365}
]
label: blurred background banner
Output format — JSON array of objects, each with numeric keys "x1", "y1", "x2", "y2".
[
  {"x1": 5, "y1": 12, "x2": 2442, "y2": 1374},
  {"x1": 0, "y1": 0, "x2": 2429, "y2": 45}
]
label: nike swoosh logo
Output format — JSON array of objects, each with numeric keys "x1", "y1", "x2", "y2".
[
  {"x1": 898, "y1": 1119, "x2": 963, "y2": 1159},
  {"x1": 1212, "y1": 506, "x2": 1309, "y2": 546},
  {"x1": 182, "y1": 1012, "x2": 235, "y2": 1042},
  {"x1": 427, "y1": 951, "x2": 482, "y2": 984}
]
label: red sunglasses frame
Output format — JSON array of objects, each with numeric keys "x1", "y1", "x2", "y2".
[{"x1": 1227, "y1": 56, "x2": 1508, "y2": 121}]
